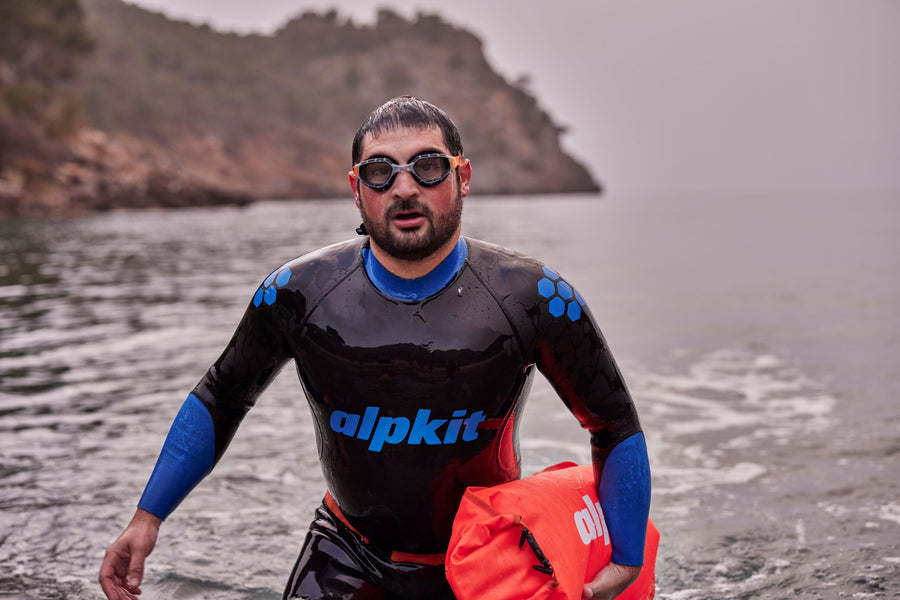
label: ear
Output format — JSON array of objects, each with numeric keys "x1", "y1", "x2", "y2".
[
  {"x1": 457, "y1": 158, "x2": 472, "y2": 198},
  {"x1": 349, "y1": 171, "x2": 361, "y2": 208}
]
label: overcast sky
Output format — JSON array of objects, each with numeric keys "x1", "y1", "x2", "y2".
[{"x1": 125, "y1": 0, "x2": 899, "y2": 197}]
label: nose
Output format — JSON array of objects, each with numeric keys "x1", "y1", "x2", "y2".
[{"x1": 391, "y1": 169, "x2": 420, "y2": 198}]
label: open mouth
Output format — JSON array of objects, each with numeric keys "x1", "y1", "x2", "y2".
[{"x1": 391, "y1": 209, "x2": 427, "y2": 228}]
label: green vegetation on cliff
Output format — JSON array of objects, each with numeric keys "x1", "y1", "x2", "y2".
[
  {"x1": 0, "y1": 0, "x2": 93, "y2": 131},
  {"x1": 0, "y1": 0, "x2": 94, "y2": 214}
]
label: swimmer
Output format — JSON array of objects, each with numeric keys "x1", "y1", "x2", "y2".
[{"x1": 99, "y1": 96, "x2": 651, "y2": 600}]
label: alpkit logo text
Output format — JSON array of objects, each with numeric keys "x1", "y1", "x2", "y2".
[
  {"x1": 573, "y1": 494, "x2": 611, "y2": 546},
  {"x1": 329, "y1": 406, "x2": 486, "y2": 452}
]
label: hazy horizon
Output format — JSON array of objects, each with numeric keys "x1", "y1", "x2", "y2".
[{"x1": 124, "y1": 0, "x2": 900, "y2": 197}]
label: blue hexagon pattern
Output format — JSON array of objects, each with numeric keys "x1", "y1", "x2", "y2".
[
  {"x1": 537, "y1": 266, "x2": 585, "y2": 322},
  {"x1": 253, "y1": 267, "x2": 293, "y2": 307}
]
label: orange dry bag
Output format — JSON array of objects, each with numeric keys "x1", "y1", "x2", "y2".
[{"x1": 445, "y1": 463, "x2": 659, "y2": 600}]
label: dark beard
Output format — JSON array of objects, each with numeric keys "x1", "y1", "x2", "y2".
[{"x1": 360, "y1": 192, "x2": 463, "y2": 262}]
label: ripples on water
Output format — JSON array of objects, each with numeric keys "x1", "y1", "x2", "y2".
[{"x1": 1, "y1": 196, "x2": 897, "y2": 598}]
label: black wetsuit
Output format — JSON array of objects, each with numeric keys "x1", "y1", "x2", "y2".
[{"x1": 137, "y1": 236, "x2": 649, "y2": 599}]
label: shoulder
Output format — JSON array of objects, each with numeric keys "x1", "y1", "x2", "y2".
[
  {"x1": 251, "y1": 238, "x2": 364, "y2": 308},
  {"x1": 464, "y1": 237, "x2": 560, "y2": 301},
  {"x1": 464, "y1": 237, "x2": 590, "y2": 324},
  {"x1": 464, "y1": 238, "x2": 546, "y2": 288}
]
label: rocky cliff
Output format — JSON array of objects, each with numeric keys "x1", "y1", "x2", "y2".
[{"x1": 0, "y1": 0, "x2": 600, "y2": 219}]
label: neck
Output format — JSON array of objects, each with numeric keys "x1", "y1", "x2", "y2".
[
  {"x1": 368, "y1": 230, "x2": 461, "y2": 279},
  {"x1": 362, "y1": 237, "x2": 467, "y2": 302}
]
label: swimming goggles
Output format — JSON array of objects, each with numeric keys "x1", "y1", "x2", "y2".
[{"x1": 352, "y1": 153, "x2": 462, "y2": 191}]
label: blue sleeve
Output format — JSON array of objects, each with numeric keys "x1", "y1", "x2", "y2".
[
  {"x1": 137, "y1": 394, "x2": 216, "y2": 519},
  {"x1": 598, "y1": 432, "x2": 651, "y2": 566}
]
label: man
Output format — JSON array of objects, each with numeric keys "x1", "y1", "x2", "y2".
[{"x1": 99, "y1": 96, "x2": 651, "y2": 600}]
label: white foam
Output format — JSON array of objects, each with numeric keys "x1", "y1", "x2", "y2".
[
  {"x1": 877, "y1": 502, "x2": 900, "y2": 525},
  {"x1": 818, "y1": 501, "x2": 851, "y2": 518},
  {"x1": 631, "y1": 348, "x2": 836, "y2": 495},
  {"x1": 658, "y1": 589, "x2": 707, "y2": 600},
  {"x1": 795, "y1": 519, "x2": 807, "y2": 545},
  {"x1": 754, "y1": 354, "x2": 781, "y2": 368},
  {"x1": 654, "y1": 461, "x2": 767, "y2": 495}
]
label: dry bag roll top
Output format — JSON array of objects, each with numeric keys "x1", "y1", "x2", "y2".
[{"x1": 445, "y1": 462, "x2": 659, "y2": 600}]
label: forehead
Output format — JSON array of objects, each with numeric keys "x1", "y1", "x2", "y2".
[{"x1": 359, "y1": 126, "x2": 448, "y2": 160}]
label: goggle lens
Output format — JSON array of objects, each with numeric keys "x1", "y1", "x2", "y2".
[{"x1": 353, "y1": 154, "x2": 461, "y2": 190}]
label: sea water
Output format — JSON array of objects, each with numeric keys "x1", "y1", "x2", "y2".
[{"x1": 0, "y1": 192, "x2": 897, "y2": 598}]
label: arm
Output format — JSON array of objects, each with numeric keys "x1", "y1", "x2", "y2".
[
  {"x1": 99, "y1": 396, "x2": 217, "y2": 599},
  {"x1": 137, "y1": 293, "x2": 293, "y2": 519},
  {"x1": 530, "y1": 269, "x2": 650, "y2": 598},
  {"x1": 99, "y1": 269, "x2": 296, "y2": 598}
]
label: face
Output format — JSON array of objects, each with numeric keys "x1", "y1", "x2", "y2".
[{"x1": 350, "y1": 126, "x2": 471, "y2": 262}]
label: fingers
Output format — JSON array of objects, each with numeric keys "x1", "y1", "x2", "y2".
[
  {"x1": 100, "y1": 510, "x2": 161, "y2": 599},
  {"x1": 99, "y1": 533, "x2": 153, "y2": 599},
  {"x1": 98, "y1": 571, "x2": 140, "y2": 599},
  {"x1": 98, "y1": 548, "x2": 122, "y2": 598},
  {"x1": 99, "y1": 565, "x2": 137, "y2": 599},
  {"x1": 125, "y1": 546, "x2": 147, "y2": 592},
  {"x1": 582, "y1": 562, "x2": 641, "y2": 600},
  {"x1": 100, "y1": 546, "x2": 142, "y2": 600}
]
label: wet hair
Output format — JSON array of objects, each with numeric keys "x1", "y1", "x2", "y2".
[{"x1": 351, "y1": 96, "x2": 463, "y2": 165}]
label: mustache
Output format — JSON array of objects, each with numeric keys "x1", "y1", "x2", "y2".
[{"x1": 387, "y1": 199, "x2": 432, "y2": 218}]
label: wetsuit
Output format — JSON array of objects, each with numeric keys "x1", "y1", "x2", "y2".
[{"x1": 137, "y1": 236, "x2": 651, "y2": 599}]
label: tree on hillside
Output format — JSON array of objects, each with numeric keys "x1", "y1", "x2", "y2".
[{"x1": 0, "y1": 0, "x2": 94, "y2": 171}]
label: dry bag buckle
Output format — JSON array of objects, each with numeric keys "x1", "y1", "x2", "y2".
[{"x1": 518, "y1": 525, "x2": 554, "y2": 576}]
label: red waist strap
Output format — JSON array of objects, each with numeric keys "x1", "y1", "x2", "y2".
[{"x1": 323, "y1": 491, "x2": 447, "y2": 566}]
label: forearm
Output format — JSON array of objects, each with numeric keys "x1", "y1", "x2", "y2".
[
  {"x1": 596, "y1": 432, "x2": 651, "y2": 566},
  {"x1": 138, "y1": 394, "x2": 216, "y2": 519}
]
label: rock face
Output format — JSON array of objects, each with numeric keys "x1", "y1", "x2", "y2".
[
  {"x1": 1, "y1": 0, "x2": 601, "y2": 219},
  {"x1": 0, "y1": 127, "x2": 253, "y2": 217}
]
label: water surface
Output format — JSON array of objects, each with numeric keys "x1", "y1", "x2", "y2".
[{"x1": 1, "y1": 193, "x2": 897, "y2": 598}]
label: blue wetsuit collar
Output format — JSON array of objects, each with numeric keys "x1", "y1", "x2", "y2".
[{"x1": 362, "y1": 237, "x2": 467, "y2": 302}]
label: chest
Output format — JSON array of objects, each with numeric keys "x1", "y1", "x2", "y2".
[{"x1": 293, "y1": 271, "x2": 526, "y2": 409}]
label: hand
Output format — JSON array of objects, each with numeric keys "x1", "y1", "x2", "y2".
[
  {"x1": 582, "y1": 562, "x2": 641, "y2": 599},
  {"x1": 99, "y1": 509, "x2": 162, "y2": 600}
]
